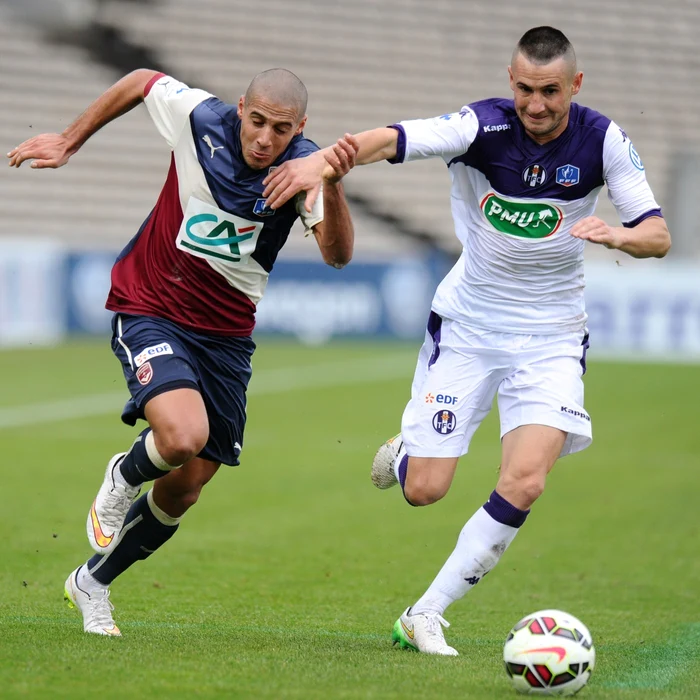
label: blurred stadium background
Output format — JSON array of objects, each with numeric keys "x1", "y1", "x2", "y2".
[
  {"x1": 0, "y1": 0, "x2": 699, "y2": 356},
  {"x1": 2, "y1": 4, "x2": 700, "y2": 698}
]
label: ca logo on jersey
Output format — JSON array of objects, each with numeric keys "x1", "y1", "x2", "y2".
[
  {"x1": 481, "y1": 192, "x2": 563, "y2": 239},
  {"x1": 177, "y1": 196, "x2": 263, "y2": 265}
]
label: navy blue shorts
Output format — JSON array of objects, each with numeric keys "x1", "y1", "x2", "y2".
[{"x1": 111, "y1": 313, "x2": 255, "y2": 466}]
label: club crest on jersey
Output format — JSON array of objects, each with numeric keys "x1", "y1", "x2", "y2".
[
  {"x1": 522, "y1": 164, "x2": 547, "y2": 187},
  {"x1": 136, "y1": 361, "x2": 153, "y2": 386},
  {"x1": 177, "y1": 196, "x2": 263, "y2": 265},
  {"x1": 433, "y1": 410, "x2": 456, "y2": 435},
  {"x1": 253, "y1": 198, "x2": 275, "y2": 217},
  {"x1": 556, "y1": 164, "x2": 580, "y2": 187}
]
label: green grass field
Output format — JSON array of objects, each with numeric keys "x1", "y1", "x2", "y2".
[{"x1": 1, "y1": 339, "x2": 699, "y2": 699}]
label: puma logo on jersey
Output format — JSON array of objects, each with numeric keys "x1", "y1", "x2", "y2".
[{"x1": 203, "y1": 134, "x2": 224, "y2": 158}]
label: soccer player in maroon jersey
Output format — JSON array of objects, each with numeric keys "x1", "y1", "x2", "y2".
[{"x1": 9, "y1": 67, "x2": 357, "y2": 635}]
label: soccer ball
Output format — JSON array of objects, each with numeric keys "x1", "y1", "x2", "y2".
[{"x1": 503, "y1": 609, "x2": 595, "y2": 696}]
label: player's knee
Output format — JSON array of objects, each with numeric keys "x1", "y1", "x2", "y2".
[
  {"x1": 498, "y1": 472, "x2": 546, "y2": 510},
  {"x1": 403, "y1": 480, "x2": 449, "y2": 507},
  {"x1": 156, "y1": 430, "x2": 209, "y2": 466}
]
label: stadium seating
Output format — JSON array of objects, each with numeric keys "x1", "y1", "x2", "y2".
[{"x1": 1, "y1": 0, "x2": 698, "y2": 256}]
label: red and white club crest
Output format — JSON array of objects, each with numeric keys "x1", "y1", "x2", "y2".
[{"x1": 136, "y1": 361, "x2": 153, "y2": 386}]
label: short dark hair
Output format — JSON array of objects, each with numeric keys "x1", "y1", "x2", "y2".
[
  {"x1": 515, "y1": 26, "x2": 575, "y2": 66},
  {"x1": 245, "y1": 68, "x2": 308, "y2": 120}
]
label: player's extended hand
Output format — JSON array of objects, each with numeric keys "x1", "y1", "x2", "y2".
[
  {"x1": 569, "y1": 216, "x2": 623, "y2": 249},
  {"x1": 263, "y1": 134, "x2": 359, "y2": 212},
  {"x1": 7, "y1": 133, "x2": 74, "y2": 169},
  {"x1": 322, "y1": 133, "x2": 359, "y2": 184}
]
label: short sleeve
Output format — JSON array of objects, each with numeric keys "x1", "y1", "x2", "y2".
[
  {"x1": 603, "y1": 122, "x2": 662, "y2": 227},
  {"x1": 295, "y1": 186, "x2": 324, "y2": 234},
  {"x1": 389, "y1": 107, "x2": 479, "y2": 164},
  {"x1": 144, "y1": 74, "x2": 215, "y2": 149}
]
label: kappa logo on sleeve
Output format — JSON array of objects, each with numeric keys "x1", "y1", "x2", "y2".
[{"x1": 134, "y1": 343, "x2": 173, "y2": 368}]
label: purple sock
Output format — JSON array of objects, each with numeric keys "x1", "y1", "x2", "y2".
[
  {"x1": 397, "y1": 453, "x2": 418, "y2": 507},
  {"x1": 483, "y1": 490, "x2": 529, "y2": 528}
]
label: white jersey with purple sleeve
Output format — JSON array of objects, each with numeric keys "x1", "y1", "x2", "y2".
[{"x1": 389, "y1": 99, "x2": 662, "y2": 334}]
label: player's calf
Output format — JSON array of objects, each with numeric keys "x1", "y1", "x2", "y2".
[
  {"x1": 402, "y1": 455, "x2": 458, "y2": 506},
  {"x1": 152, "y1": 458, "x2": 220, "y2": 518}
]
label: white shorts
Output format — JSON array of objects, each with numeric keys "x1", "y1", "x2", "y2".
[{"x1": 401, "y1": 313, "x2": 592, "y2": 459}]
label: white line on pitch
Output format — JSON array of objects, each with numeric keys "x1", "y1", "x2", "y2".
[{"x1": 0, "y1": 352, "x2": 415, "y2": 430}]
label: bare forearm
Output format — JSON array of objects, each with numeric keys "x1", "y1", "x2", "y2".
[
  {"x1": 63, "y1": 69, "x2": 160, "y2": 153},
  {"x1": 315, "y1": 181, "x2": 354, "y2": 268},
  {"x1": 353, "y1": 128, "x2": 399, "y2": 165},
  {"x1": 613, "y1": 217, "x2": 671, "y2": 258}
]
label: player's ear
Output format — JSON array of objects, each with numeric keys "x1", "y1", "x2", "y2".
[
  {"x1": 295, "y1": 114, "x2": 307, "y2": 136},
  {"x1": 507, "y1": 65, "x2": 516, "y2": 92},
  {"x1": 571, "y1": 71, "x2": 583, "y2": 96},
  {"x1": 237, "y1": 96, "x2": 245, "y2": 119}
]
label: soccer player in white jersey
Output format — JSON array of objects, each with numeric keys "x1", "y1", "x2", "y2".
[
  {"x1": 263, "y1": 26, "x2": 671, "y2": 655},
  {"x1": 8, "y1": 68, "x2": 358, "y2": 635}
]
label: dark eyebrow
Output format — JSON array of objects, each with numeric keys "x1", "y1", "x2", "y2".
[{"x1": 249, "y1": 110, "x2": 294, "y2": 129}]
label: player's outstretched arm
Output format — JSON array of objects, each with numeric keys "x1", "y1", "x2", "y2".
[
  {"x1": 263, "y1": 128, "x2": 399, "y2": 212},
  {"x1": 7, "y1": 69, "x2": 161, "y2": 169},
  {"x1": 570, "y1": 215, "x2": 671, "y2": 258},
  {"x1": 311, "y1": 136, "x2": 359, "y2": 268}
]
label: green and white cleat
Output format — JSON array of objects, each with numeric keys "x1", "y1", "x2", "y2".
[
  {"x1": 392, "y1": 607, "x2": 459, "y2": 656},
  {"x1": 64, "y1": 566, "x2": 121, "y2": 636},
  {"x1": 371, "y1": 434, "x2": 402, "y2": 489}
]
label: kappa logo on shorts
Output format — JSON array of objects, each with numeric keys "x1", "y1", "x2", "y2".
[
  {"x1": 432, "y1": 410, "x2": 457, "y2": 435},
  {"x1": 134, "y1": 343, "x2": 173, "y2": 368},
  {"x1": 561, "y1": 406, "x2": 591, "y2": 422},
  {"x1": 136, "y1": 361, "x2": 153, "y2": 386}
]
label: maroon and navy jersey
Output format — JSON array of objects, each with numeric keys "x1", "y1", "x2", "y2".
[{"x1": 107, "y1": 74, "x2": 323, "y2": 336}]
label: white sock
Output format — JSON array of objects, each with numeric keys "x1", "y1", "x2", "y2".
[
  {"x1": 77, "y1": 564, "x2": 108, "y2": 592},
  {"x1": 411, "y1": 507, "x2": 521, "y2": 616}
]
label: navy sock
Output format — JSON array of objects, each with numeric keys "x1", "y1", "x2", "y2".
[
  {"x1": 483, "y1": 489, "x2": 530, "y2": 528},
  {"x1": 87, "y1": 494, "x2": 178, "y2": 585},
  {"x1": 119, "y1": 428, "x2": 171, "y2": 487}
]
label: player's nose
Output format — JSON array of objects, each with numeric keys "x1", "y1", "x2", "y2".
[{"x1": 256, "y1": 127, "x2": 273, "y2": 148}]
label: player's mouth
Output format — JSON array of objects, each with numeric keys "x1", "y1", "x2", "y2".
[{"x1": 250, "y1": 149, "x2": 270, "y2": 161}]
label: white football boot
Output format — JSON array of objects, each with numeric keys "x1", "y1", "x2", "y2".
[
  {"x1": 87, "y1": 453, "x2": 140, "y2": 555},
  {"x1": 64, "y1": 567, "x2": 121, "y2": 636},
  {"x1": 371, "y1": 434, "x2": 402, "y2": 489},
  {"x1": 392, "y1": 607, "x2": 459, "y2": 656}
]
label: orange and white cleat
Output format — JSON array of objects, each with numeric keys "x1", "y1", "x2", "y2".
[{"x1": 86, "y1": 453, "x2": 139, "y2": 555}]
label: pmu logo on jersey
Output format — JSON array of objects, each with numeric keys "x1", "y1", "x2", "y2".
[
  {"x1": 480, "y1": 193, "x2": 563, "y2": 239},
  {"x1": 433, "y1": 410, "x2": 457, "y2": 435},
  {"x1": 253, "y1": 198, "x2": 275, "y2": 217},
  {"x1": 556, "y1": 164, "x2": 580, "y2": 187},
  {"x1": 522, "y1": 164, "x2": 547, "y2": 187},
  {"x1": 177, "y1": 196, "x2": 263, "y2": 265}
]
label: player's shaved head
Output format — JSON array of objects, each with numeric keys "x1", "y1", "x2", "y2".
[
  {"x1": 245, "y1": 68, "x2": 308, "y2": 121},
  {"x1": 513, "y1": 26, "x2": 577, "y2": 77}
]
